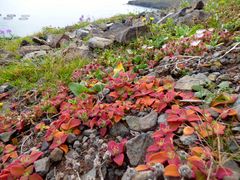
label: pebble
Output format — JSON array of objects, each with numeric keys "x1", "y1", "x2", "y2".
[{"x1": 50, "y1": 148, "x2": 63, "y2": 162}]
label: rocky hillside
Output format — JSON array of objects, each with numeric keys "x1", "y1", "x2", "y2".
[{"x1": 0, "y1": 0, "x2": 240, "y2": 180}]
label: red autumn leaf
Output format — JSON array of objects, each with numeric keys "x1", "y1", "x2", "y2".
[
  {"x1": 215, "y1": 167, "x2": 233, "y2": 179},
  {"x1": 59, "y1": 144, "x2": 69, "y2": 154},
  {"x1": 164, "y1": 164, "x2": 180, "y2": 177},
  {"x1": 49, "y1": 131, "x2": 68, "y2": 149},
  {"x1": 113, "y1": 153, "x2": 124, "y2": 166},
  {"x1": 20, "y1": 151, "x2": 43, "y2": 167},
  {"x1": 9, "y1": 165, "x2": 25, "y2": 177},
  {"x1": 29, "y1": 173, "x2": 43, "y2": 180},
  {"x1": 60, "y1": 118, "x2": 81, "y2": 131}
]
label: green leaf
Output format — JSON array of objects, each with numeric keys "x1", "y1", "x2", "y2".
[
  {"x1": 69, "y1": 82, "x2": 90, "y2": 96},
  {"x1": 91, "y1": 83, "x2": 105, "y2": 93},
  {"x1": 218, "y1": 81, "x2": 230, "y2": 89}
]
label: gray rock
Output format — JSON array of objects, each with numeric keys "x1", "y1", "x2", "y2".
[
  {"x1": 65, "y1": 150, "x2": 80, "y2": 159},
  {"x1": 41, "y1": 141, "x2": 49, "y2": 151},
  {"x1": 180, "y1": 134, "x2": 198, "y2": 146},
  {"x1": 228, "y1": 140, "x2": 239, "y2": 153},
  {"x1": 115, "y1": 22, "x2": 149, "y2": 43},
  {"x1": 110, "y1": 122, "x2": 130, "y2": 137},
  {"x1": 0, "y1": 84, "x2": 12, "y2": 94},
  {"x1": 34, "y1": 157, "x2": 50, "y2": 175},
  {"x1": 0, "y1": 130, "x2": 16, "y2": 143},
  {"x1": 223, "y1": 160, "x2": 240, "y2": 180},
  {"x1": 217, "y1": 74, "x2": 231, "y2": 81},
  {"x1": 32, "y1": 37, "x2": 48, "y2": 45},
  {"x1": 233, "y1": 95, "x2": 240, "y2": 120},
  {"x1": 176, "y1": 10, "x2": 209, "y2": 26},
  {"x1": 19, "y1": 45, "x2": 51, "y2": 56},
  {"x1": 73, "y1": 140, "x2": 81, "y2": 149},
  {"x1": 81, "y1": 168, "x2": 96, "y2": 180},
  {"x1": 208, "y1": 73, "x2": 218, "y2": 81},
  {"x1": 83, "y1": 129, "x2": 97, "y2": 136},
  {"x1": 126, "y1": 111, "x2": 158, "y2": 132},
  {"x1": 23, "y1": 50, "x2": 47, "y2": 60},
  {"x1": 175, "y1": 73, "x2": 210, "y2": 91},
  {"x1": 0, "y1": 49, "x2": 15, "y2": 65},
  {"x1": 62, "y1": 44, "x2": 91, "y2": 60},
  {"x1": 47, "y1": 34, "x2": 70, "y2": 48},
  {"x1": 157, "y1": 113, "x2": 167, "y2": 125},
  {"x1": 76, "y1": 29, "x2": 89, "y2": 39},
  {"x1": 122, "y1": 167, "x2": 137, "y2": 180},
  {"x1": 50, "y1": 148, "x2": 63, "y2": 162},
  {"x1": 88, "y1": 37, "x2": 113, "y2": 49},
  {"x1": 67, "y1": 134, "x2": 77, "y2": 144},
  {"x1": 126, "y1": 133, "x2": 153, "y2": 166}
]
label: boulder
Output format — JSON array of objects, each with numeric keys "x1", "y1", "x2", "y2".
[
  {"x1": 88, "y1": 37, "x2": 113, "y2": 49},
  {"x1": 0, "y1": 84, "x2": 12, "y2": 94},
  {"x1": 23, "y1": 50, "x2": 47, "y2": 60},
  {"x1": 126, "y1": 111, "x2": 158, "y2": 132},
  {"x1": 126, "y1": 133, "x2": 153, "y2": 166},
  {"x1": 115, "y1": 22, "x2": 149, "y2": 43},
  {"x1": 176, "y1": 10, "x2": 209, "y2": 26},
  {"x1": 76, "y1": 29, "x2": 89, "y2": 39},
  {"x1": 47, "y1": 34, "x2": 70, "y2": 48},
  {"x1": 62, "y1": 44, "x2": 91, "y2": 60},
  {"x1": 19, "y1": 45, "x2": 51, "y2": 56},
  {"x1": 32, "y1": 36, "x2": 48, "y2": 45},
  {"x1": 175, "y1": 73, "x2": 210, "y2": 91}
]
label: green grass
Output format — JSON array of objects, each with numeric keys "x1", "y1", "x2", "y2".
[{"x1": 0, "y1": 56, "x2": 88, "y2": 93}]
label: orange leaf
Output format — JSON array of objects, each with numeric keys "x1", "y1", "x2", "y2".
[
  {"x1": 135, "y1": 164, "x2": 150, "y2": 172},
  {"x1": 10, "y1": 165, "x2": 25, "y2": 177},
  {"x1": 148, "y1": 151, "x2": 168, "y2": 164},
  {"x1": 191, "y1": 147, "x2": 205, "y2": 157},
  {"x1": 183, "y1": 126, "x2": 194, "y2": 135},
  {"x1": 10, "y1": 151, "x2": 18, "y2": 159},
  {"x1": 164, "y1": 164, "x2": 180, "y2": 177},
  {"x1": 73, "y1": 128, "x2": 81, "y2": 135},
  {"x1": 59, "y1": 144, "x2": 69, "y2": 154}
]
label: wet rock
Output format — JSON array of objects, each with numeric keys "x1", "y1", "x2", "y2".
[
  {"x1": 50, "y1": 148, "x2": 63, "y2": 162},
  {"x1": 0, "y1": 130, "x2": 16, "y2": 143},
  {"x1": 67, "y1": 134, "x2": 77, "y2": 144},
  {"x1": 115, "y1": 22, "x2": 149, "y2": 43},
  {"x1": 34, "y1": 157, "x2": 50, "y2": 175},
  {"x1": 233, "y1": 95, "x2": 240, "y2": 120},
  {"x1": 157, "y1": 113, "x2": 167, "y2": 125},
  {"x1": 180, "y1": 134, "x2": 198, "y2": 146},
  {"x1": 88, "y1": 37, "x2": 113, "y2": 49},
  {"x1": 126, "y1": 111, "x2": 158, "y2": 132},
  {"x1": 41, "y1": 141, "x2": 49, "y2": 151},
  {"x1": 73, "y1": 140, "x2": 81, "y2": 149},
  {"x1": 23, "y1": 50, "x2": 47, "y2": 60},
  {"x1": 132, "y1": 170, "x2": 154, "y2": 180},
  {"x1": 19, "y1": 45, "x2": 51, "y2": 56},
  {"x1": 47, "y1": 34, "x2": 70, "y2": 48},
  {"x1": 126, "y1": 133, "x2": 153, "y2": 166},
  {"x1": 175, "y1": 73, "x2": 210, "y2": 91},
  {"x1": 0, "y1": 84, "x2": 12, "y2": 94},
  {"x1": 110, "y1": 122, "x2": 129, "y2": 137}
]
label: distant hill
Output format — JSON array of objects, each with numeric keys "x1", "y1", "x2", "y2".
[{"x1": 128, "y1": 0, "x2": 197, "y2": 9}]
